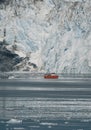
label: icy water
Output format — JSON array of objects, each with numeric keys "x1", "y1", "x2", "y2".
[
  {"x1": 0, "y1": 97, "x2": 91, "y2": 130},
  {"x1": 1, "y1": 97, "x2": 91, "y2": 130},
  {"x1": 0, "y1": 79, "x2": 91, "y2": 130}
]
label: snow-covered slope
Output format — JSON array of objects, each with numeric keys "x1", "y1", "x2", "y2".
[
  {"x1": 0, "y1": 0, "x2": 91, "y2": 73},
  {"x1": 0, "y1": 40, "x2": 40, "y2": 72}
]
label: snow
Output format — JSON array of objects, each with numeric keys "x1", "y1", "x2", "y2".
[
  {"x1": 30, "y1": 49, "x2": 43, "y2": 69},
  {"x1": 0, "y1": 37, "x2": 4, "y2": 42},
  {"x1": 0, "y1": 0, "x2": 91, "y2": 73},
  {"x1": 6, "y1": 41, "x2": 28, "y2": 57},
  {"x1": 87, "y1": 51, "x2": 91, "y2": 67}
]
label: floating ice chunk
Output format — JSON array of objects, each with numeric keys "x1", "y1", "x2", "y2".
[{"x1": 7, "y1": 119, "x2": 22, "y2": 124}]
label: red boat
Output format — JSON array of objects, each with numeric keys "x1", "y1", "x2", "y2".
[{"x1": 44, "y1": 73, "x2": 59, "y2": 79}]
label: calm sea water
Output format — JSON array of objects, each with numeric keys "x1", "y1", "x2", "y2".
[
  {"x1": 0, "y1": 97, "x2": 91, "y2": 130},
  {"x1": 0, "y1": 78, "x2": 91, "y2": 130}
]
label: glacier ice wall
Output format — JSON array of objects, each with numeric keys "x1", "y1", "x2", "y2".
[{"x1": 0, "y1": 0, "x2": 91, "y2": 73}]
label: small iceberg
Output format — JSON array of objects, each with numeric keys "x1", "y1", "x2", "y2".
[{"x1": 7, "y1": 119, "x2": 22, "y2": 124}]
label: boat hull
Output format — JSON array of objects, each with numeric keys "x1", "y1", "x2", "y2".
[{"x1": 44, "y1": 75, "x2": 59, "y2": 79}]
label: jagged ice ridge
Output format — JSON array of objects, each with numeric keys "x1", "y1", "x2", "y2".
[{"x1": 0, "y1": 0, "x2": 91, "y2": 73}]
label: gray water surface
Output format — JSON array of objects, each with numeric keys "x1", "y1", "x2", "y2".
[{"x1": 0, "y1": 78, "x2": 91, "y2": 130}]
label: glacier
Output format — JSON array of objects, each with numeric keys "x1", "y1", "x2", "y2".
[{"x1": 0, "y1": 0, "x2": 91, "y2": 73}]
